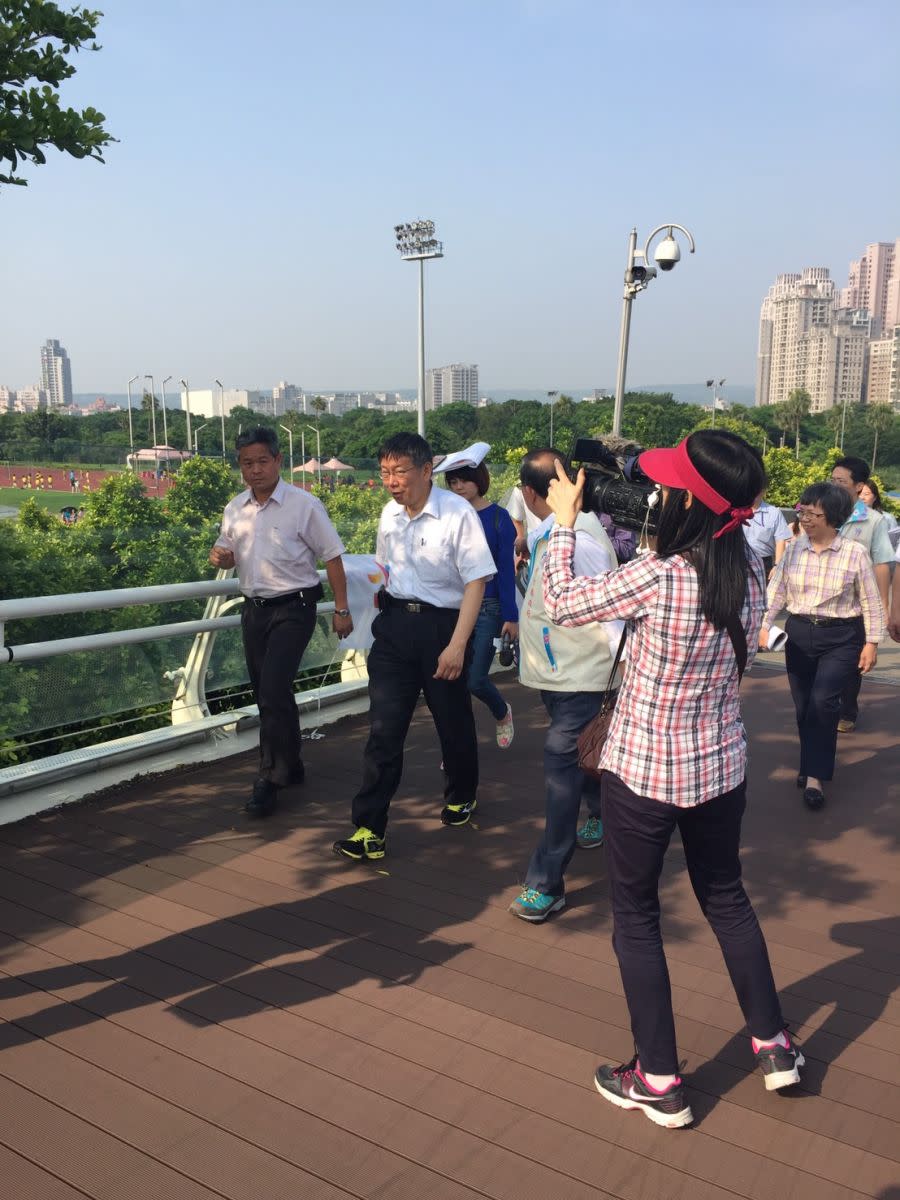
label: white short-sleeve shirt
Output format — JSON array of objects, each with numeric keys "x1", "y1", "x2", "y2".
[
  {"x1": 215, "y1": 478, "x2": 345, "y2": 597},
  {"x1": 377, "y1": 484, "x2": 495, "y2": 608}
]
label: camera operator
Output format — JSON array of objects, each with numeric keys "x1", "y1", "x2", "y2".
[
  {"x1": 508, "y1": 448, "x2": 621, "y2": 922},
  {"x1": 542, "y1": 430, "x2": 801, "y2": 1130}
]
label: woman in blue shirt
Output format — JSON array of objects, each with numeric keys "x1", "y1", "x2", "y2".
[{"x1": 445, "y1": 462, "x2": 518, "y2": 747}]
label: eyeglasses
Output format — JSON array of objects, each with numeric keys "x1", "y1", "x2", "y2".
[
  {"x1": 795, "y1": 507, "x2": 826, "y2": 520},
  {"x1": 378, "y1": 465, "x2": 418, "y2": 482}
]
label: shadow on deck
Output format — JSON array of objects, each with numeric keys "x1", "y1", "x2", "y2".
[{"x1": 0, "y1": 666, "x2": 897, "y2": 1199}]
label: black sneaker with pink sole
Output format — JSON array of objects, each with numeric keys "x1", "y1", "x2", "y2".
[
  {"x1": 594, "y1": 1057, "x2": 693, "y2": 1129},
  {"x1": 753, "y1": 1031, "x2": 804, "y2": 1090}
]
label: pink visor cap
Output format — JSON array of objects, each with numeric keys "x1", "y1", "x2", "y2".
[{"x1": 637, "y1": 439, "x2": 754, "y2": 538}]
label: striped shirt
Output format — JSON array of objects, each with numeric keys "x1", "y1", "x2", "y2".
[
  {"x1": 763, "y1": 533, "x2": 885, "y2": 642},
  {"x1": 543, "y1": 526, "x2": 766, "y2": 807}
]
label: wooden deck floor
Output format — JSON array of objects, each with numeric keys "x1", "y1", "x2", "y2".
[{"x1": 0, "y1": 667, "x2": 898, "y2": 1199}]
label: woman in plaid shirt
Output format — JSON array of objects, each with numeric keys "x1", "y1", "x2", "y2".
[
  {"x1": 760, "y1": 481, "x2": 883, "y2": 812},
  {"x1": 542, "y1": 430, "x2": 802, "y2": 1130}
]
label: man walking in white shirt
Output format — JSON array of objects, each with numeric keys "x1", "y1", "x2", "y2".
[
  {"x1": 334, "y1": 432, "x2": 496, "y2": 862},
  {"x1": 210, "y1": 427, "x2": 352, "y2": 816}
]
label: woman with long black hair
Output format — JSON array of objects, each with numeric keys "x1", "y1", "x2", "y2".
[{"x1": 542, "y1": 429, "x2": 802, "y2": 1130}]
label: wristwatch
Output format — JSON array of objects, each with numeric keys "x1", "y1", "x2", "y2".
[{"x1": 334, "y1": 609, "x2": 351, "y2": 617}]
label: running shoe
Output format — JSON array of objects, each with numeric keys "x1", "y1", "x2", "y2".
[
  {"x1": 752, "y1": 1030, "x2": 804, "y2": 1091},
  {"x1": 594, "y1": 1057, "x2": 693, "y2": 1129},
  {"x1": 332, "y1": 826, "x2": 385, "y2": 861},
  {"x1": 576, "y1": 816, "x2": 604, "y2": 849},
  {"x1": 508, "y1": 887, "x2": 565, "y2": 922}
]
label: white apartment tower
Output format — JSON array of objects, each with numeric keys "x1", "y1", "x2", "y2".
[
  {"x1": 425, "y1": 363, "x2": 479, "y2": 409},
  {"x1": 756, "y1": 269, "x2": 838, "y2": 410},
  {"x1": 40, "y1": 338, "x2": 73, "y2": 408}
]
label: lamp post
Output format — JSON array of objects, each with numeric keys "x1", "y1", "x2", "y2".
[
  {"x1": 706, "y1": 377, "x2": 726, "y2": 427},
  {"x1": 214, "y1": 379, "x2": 226, "y2": 461},
  {"x1": 279, "y1": 423, "x2": 294, "y2": 480},
  {"x1": 612, "y1": 223, "x2": 696, "y2": 436},
  {"x1": 394, "y1": 219, "x2": 443, "y2": 437},
  {"x1": 160, "y1": 375, "x2": 172, "y2": 449},
  {"x1": 125, "y1": 374, "x2": 138, "y2": 456},
  {"x1": 547, "y1": 390, "x2": 558, "y2": 445},
  {"x1": 304, "y1": 424, "x2": 322, "y2": 489},
  {"x1": 180, "y1": 379, "x2": 193, "y2": 454},
  {"x1": 193, "y1": 422, "x2": 210, "y2": 455},
  {"x1": 144, "y1": 374, "x2": 157, "y2": 447}
]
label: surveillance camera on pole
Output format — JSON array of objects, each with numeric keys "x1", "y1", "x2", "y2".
[{"x1": 612, "y1": 223, "x2": 696, "y2": 435}]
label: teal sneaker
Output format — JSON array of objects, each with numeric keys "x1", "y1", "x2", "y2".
[
  {"x1": 508, "y1": 887, "x2": 565, "y2": 923},
  {"x1": 576, "y1": 816, "x2": 604, "y2": 849},
  {"x1": 333, "y1": 826, "x2": 385, "y2": 861}
]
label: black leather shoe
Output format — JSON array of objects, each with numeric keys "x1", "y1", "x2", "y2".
[
  {"x1": 245, "y1": 779, "x2": 279, "y2": 817},
  {"x1": 803, "y1": 785, "x2": 825, "y2": 811},
  {"x1": 796, "y1": 774, "x2": 806, "y2": 789}
]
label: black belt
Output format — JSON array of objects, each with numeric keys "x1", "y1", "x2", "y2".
[
  {"x1": 243, "y1": 583, "x2": 323, "y2": 608},
  {"x1": 789, "y1": 613, "x2": 862, "y2": 627},
  {"x1": 383, "y1": 593, "x2": 455, "y2": 614}
]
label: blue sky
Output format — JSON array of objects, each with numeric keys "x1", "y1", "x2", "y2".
[{"x1": 3, "y1": 0, "x2": 899, "y2": 396}]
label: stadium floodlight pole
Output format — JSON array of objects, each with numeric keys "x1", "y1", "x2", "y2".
[
  {"x1": 394, "y1": 219, "x2": 443, "y2": 437},
  {"x1": 548, "y1": 390, "x2": 558, "y2": 445},
  {"x1": 144, "y1": 373, "x2": 157, "y2": 447},
  {"x1": 193, "y1": 422, "x2": 210, "y2": 455},
  {"x1": 279, "y1": 423, "x2": 294, "y2": 479},
  {"x1": 304, "y1": 424, "x2": 322, "y2": 489},
  {"x1": 612, "y1": 223, "x2": 696, "y2": 436},
  {"x1": 214, "y1": 379, "x2": 226, "y2": 461},
  {"x1": 126, "y1": 375, "x2": 139, "y2": 455},
  {"x1": 180, "y1": 379, "x2": 193, "y2": 454},
  {"x1": 161, "y1": 375, "x2": 172, "y2": 448}
]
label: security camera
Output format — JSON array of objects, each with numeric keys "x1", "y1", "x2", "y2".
[
  {"x1": 654, "y1": 233, "x2": 681, "y2": 272},
  {"x1": 628, "y1": 263, "x2": 657, "y2": 285}
]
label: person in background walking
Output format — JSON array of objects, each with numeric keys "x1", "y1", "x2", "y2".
[
  {"x1": 761, "y1": 482, "x2": 884, "y2": 812},
  {"x1": 442, "y1": 455, "x2": 517, "y2": 749},
  {"x1": 543, "y1": 430, "x2": 802, "y2": 1130},
  {"x1": 829, "y1": 457, "x2": 892, "y2": 732},
  {"x1": 743, "y1": 490, "x2": 792, "y2": 579},
  {"x1": 859, "y1": 480, "x2": 899, "y2": 533}
]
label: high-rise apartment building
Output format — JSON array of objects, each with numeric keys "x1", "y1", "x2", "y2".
[
  {"x1": 756, "y1": 268, "x2": 838, "y2": 410},
  {"x1": 272, "y1": 381, "x2": 304, "y2": 413},
  {"x1": 0, "y1": 386, "x2": 16, "y2": 411},
  {"x1": 14, "y1": 385, "x2": 48, "y2": 412},
  {"x1": 425, "y1": 363, "x2": 479, "y2": 409},
  {"x1": 840, "y1": 240, "x2": 900, "y2": 334},
  {"x1": 866, "y1": 326, "x2": 900, "y2": 408},
  {"x1": 40, "y1": 338, "x2": 73, "y2": 408}
]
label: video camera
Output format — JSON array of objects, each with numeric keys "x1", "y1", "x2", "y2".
[{"x1": 568, "y1": 437, "x2": 661, "y2": 535}]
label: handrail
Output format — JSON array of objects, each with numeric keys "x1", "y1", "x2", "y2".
[{"x1": 0, "y1": 577, "x2": 240, "y2": 625}]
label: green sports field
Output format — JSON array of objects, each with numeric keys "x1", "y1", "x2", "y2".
[{"x1": 0, "y1": 487, "x2": 78, "y2": 513}]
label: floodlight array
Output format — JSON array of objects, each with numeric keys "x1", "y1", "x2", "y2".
[{"x1": 394, "y1": 219, "x2": 443, "y2": 259}]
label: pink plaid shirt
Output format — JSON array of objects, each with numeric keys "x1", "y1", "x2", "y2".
[
  {"x1": 543, "y1": 527, "x2": 766, "y2": 806},
  {"x1": 763, "y1": 533, "x2": 885, "y2": 643}
]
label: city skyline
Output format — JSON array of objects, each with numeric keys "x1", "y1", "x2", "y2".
[{"x1": 2, "y1": 1, "x2": 899, "y2": 393}]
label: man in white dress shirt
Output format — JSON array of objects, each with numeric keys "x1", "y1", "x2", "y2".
[
  {"x1": 210, "y1": 427, "x2": 352, "y2": 817},
  {"x1": 334, "y1": 432, "x2": 496, "y2": 862}
]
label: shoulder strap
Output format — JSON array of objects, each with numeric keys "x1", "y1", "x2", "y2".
[
  {"x1": 604, "y1": 628, "x2": 628, "y2": 692},
  {"x1": 725, "y1": 614, "x2": 747, "y2": 681}
]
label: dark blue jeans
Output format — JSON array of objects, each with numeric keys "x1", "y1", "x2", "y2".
[
  {"x1": 524, "y1": 689, "x2": 604, "y2": 898},
  {"x1": 601, "y1": 771, "x2": 783, "y2": 1074},
  {"x1": 467, "y1": 597, "x2": 507, "y2": 721}
]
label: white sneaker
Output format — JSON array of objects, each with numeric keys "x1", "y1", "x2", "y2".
[{"x1": 496, "y1": 704, "x2": 514, "y2": 749}]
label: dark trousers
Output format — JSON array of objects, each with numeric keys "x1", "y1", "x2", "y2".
[
  {"x1": 785, "y1": 615, "x2": 865, "y2": 780},
  {"x1": 241, "y1": 596, "x2": 318, "y2": 786},
  {"x1": 601, "y1": 771, "x2": 783, "y2": 1075},
  {"x1": 351, "y1": 605, "x2": 477, "y2": 838},
  {"x1": 524, "y1": 690, "x2": 605, "y2": 897},
  {"x1": 839, "y1": 666, "x2": 863, "y2": 723}
]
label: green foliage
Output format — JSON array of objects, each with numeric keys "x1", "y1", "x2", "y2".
[
  {"x1": 761, "y1": 447, "x2": 808, "y2": 507},
  {"x1": 0, "y1": 0, "x2": 115, "y2": 187},
  {"x1": 164, "y1": 455, "x2": 235, "y2": 528},
  {"x1": 775, "y1": 388, "x2": 812, "y2": 458},
  {"x1": 688, "y1": 412, "x2": 767, "y2": 450}
]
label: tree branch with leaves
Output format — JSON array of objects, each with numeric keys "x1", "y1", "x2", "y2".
[{"x1": 0, "y1": 0, "x2": 115, "y2": 188}]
